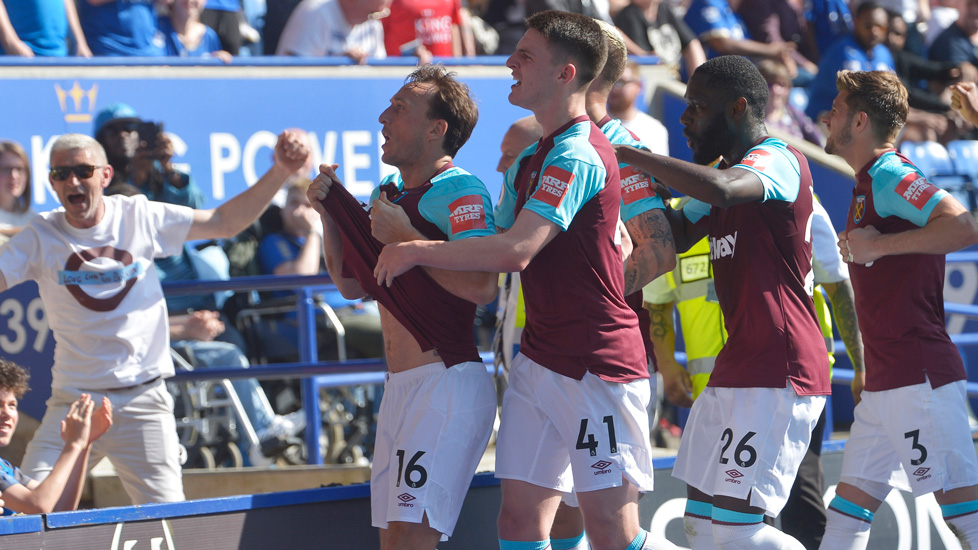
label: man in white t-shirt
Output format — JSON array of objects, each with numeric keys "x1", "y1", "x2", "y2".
[
  {"x1": 276, "y1": 0, "x2": 389, "y2": 63},
  {"x1": 607, "y1": 61, "x2": 669, "y2": 156},
  {"x1": 0, "y1": 131, "x2": 308, "y2": 504}
]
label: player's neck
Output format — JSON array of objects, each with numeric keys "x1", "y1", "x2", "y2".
[
  {"x1": 534, "y1": 92, "x2": 588, "y2": 138},
  {"x1": 398, "y1": 155, "x2": 453, "y2": 190},
  {"x1": 585, "y1": 97, "x2": 610, "y2": 127}
]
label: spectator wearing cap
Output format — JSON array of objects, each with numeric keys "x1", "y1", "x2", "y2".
[
  {"x1": 94, "y1": 103, "x2": 202, "y2": 209},
  {"x1": 78, "y1": 0, "x2": 164, "y2": 57}
]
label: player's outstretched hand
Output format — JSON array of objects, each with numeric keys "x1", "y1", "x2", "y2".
[
  {"x1": 60, "y1": 394, "x2": 94, "y2": 448},
  {"x1": 375, "y1": 242, "x2": 419, "y2": 286},
  {"x1": 89, "y1": 396, "x2": 113, "y2": 444},
  {"x1": 372, "y1": 192, "x2": 420, "y2": 245},
  {"x1": 950, "y1": 82, "x2": 978, "y2": 127},
  {"x1": 273, "y1": 130, "x2": 310, "y2": 175},
  {"x1": 308, "y1": 164, "x2": 342, "y2": 215}
]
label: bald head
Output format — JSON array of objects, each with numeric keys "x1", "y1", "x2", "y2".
[{"x1": 498, "y1": 116, "x2": 543, "y2": 173}]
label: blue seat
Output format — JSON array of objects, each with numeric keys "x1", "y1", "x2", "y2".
[
  {"x1": 947, "y1": 140, "x2": 978, "y2": 179},
  {"x1": 899, "y1": 141, "x2": 974, "y2": 210}
]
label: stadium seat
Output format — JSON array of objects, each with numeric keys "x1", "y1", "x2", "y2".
[
  {"x1": 948, "y1": 140, "x2": 978, "y2": 179},
  {"x1": 899, "y1": 140, "x2": 975, "y2": 211}
]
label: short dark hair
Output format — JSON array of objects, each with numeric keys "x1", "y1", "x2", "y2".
[
  {"x1": 0, "y1": 359, "x2": 29, "y2": 399},
  {"x1": 525, "y1": 10, "x2": 607, "y2": 88},
  {"x1": 406, "y1": 65, "x2": 479, "y2": 158},
  {"x1": 694, "y1": 55, "x2": 769, "y2": 120},
  {"x1": 836, "y1": 70, "x2": 908, "y2": 142},
  {"x1": 855, "y1": 1, "x2": 884, "y2": 18}
]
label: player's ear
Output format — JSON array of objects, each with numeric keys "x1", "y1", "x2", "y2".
[
  {"x1": 728, "y1": 97, "x2": 748, "y2": 120},
  {"x1": 556, "y1": 63, "x2": 577, "y2": 86},
  {"x1": 429, "y1": 119, "x2": 449, "y2": 142}
]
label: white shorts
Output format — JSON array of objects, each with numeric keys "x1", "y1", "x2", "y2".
[
  {"x1": 495, "y1": 353, "x2": 655, "y2": 495},
  {"x1": 561, "y1": 357, "x2": 658, "y2": 508},
  {"x1": 22, "y1": 381, "x2": 185, "y2": 504},
  {"x1": 840, "y1": 379, "x2": 978, "y2": 497},
  {"x1": 673, "y1": 386, "x2": 824, "y2": 516},
  {"x1": 371, "y1": 361, "x2": 496, "y2": 538}
]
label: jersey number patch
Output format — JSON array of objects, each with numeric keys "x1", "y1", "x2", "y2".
[
  {"x1": 576, "y1": 416, "x2": 619, "y2": 457},
  {"x1": 719, "y1": 429, "x2": 758, "y2": 468},
  {"x1": 395, "y1": 450, "x2": 428, "y2": 488}
]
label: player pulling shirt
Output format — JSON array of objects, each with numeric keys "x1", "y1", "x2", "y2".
[{"x1": 321, "y1": 163, "x2": 497, "y2": 540}]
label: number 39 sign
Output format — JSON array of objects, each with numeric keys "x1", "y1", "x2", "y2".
[{"x1": 0, "y1": 282, "x2": 54, "y2": 420}]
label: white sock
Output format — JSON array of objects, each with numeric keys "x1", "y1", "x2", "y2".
[
  {"x1": 683, "y1": 512, "x2": 717, "y2": 550},
  {"x1": 943, "y1": 501, "x2": 978, "y2": 550},
  {"x1": 818, "y1": 497, "x2": 873, "y2": 550},
  {"x1": 628, "y1": 529, "x2": 683, "y2": 550},
  {"x1": 712, "y1": 521, "x2": 804, "y2": 550}
]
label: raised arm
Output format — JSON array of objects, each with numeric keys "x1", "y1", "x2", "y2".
[
  {"x1": 186, "y1": 131, "x2": 308, "y2": 242},
  {"x1": 6, "y1": 395, "x2": 111, "y2": 514},
  {"x1": 842, "y1": 195, "x2": 978, "y2": 264},
  {"x1": 307, "y1": 164, "x2": 367, "y2": 300},
  {"x1": 615, "y1": 145, "x2": 765, "y2": 207}
]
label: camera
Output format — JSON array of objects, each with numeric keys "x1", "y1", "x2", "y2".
[{"x1": 138, "y1": 121, "x2": 164, "y2": 150}]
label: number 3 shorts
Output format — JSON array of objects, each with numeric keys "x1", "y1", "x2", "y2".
[
  {"x1": 672, "y1": 385, "x2": 825, "y2": 516},
  {"x1": 839, "y1": 379, "x2": 978, "y2": 497},
  {"x1": 371, "y1": 361, "x2": 497, "y2": 538}
]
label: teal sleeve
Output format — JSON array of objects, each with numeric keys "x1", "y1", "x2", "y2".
[
  {"x1": 619, "y1": 163, "x2": 666, "y2": 221},
  {"x1": 521, "y1": 153, "x2": 605, "y2": 231},
  {"x1": 683, "y1": 197, "x2": 712, "y2": 224},
  {"x1": 495, "y1": 162, "x2": 519, "y2": 230},
  {"x1": 733, "y1": 143, "x2": 801, "y2": 202},
  {"x1": 871, "y1": 163, "x2": 948, "y2": 227},
  {"x1": 419, "y1": 174, "x2": 497, "y2": 240}
]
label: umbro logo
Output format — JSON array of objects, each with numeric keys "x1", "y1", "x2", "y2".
[
  {"x1": 591, "y1": 460, "x2": 612, "y2": 476},
  {"x1": 397, "y1": 493, "x2": 416, "y2": 503},
  {"x1": 913, "y1": 467, "x2": 930, "y2": 477},
  {"x1": 724, "y1": 469, "x2": 744, "y2": 484}
]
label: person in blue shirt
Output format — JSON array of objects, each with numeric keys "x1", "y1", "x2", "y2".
[
  {"x1": 0, "y1": 359, "x2": 112, "y2": 515},
  {"x1": 804, "y1": 0, "x2": 853, "y2": 58},
  {"x1": 160, "y1": 0, "x2": 232, "y2": 62},
  {"x1": 78, "y1": 0, "x2": 164, "y2": 57},
  {"x1": 257, "y1": 178, "x2": 384, "y2": 363},
  {"x1": 684, "y1": 0, "x2": 796, "y2": 65},
  {"x1": 0, "y1": 0, "x2": 91, "y2": 57},
  {"x1": 805, "y1": 1, "x2": 894, "y2": 121}
]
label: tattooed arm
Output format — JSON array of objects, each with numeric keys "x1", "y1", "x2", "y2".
[
  {"x1": 646, "y1": 301, "x2": 693, "y2": 408},
  {"x1": 623, "y1": 208, "x2": 677, "y2": 296},
  {"x1": 822, "y1": 280, "x2": 866, "y2": 404}
]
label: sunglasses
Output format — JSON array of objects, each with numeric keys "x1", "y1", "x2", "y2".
[{"x1": 50, "y1": 165, "x2": 102, "y2": 181}]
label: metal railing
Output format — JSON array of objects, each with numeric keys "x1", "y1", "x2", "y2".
[{"x1": 164, "y1": 251, "x2": 978, "y2": 464}]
